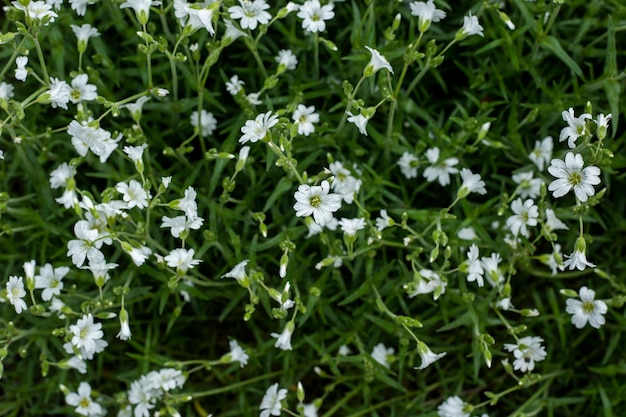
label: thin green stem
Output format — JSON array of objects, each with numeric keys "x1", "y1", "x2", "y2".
[{"x1": 32, "y1": 36, "x2": 50, "y2": 84}]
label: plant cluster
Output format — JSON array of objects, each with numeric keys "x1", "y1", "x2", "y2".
[{"x1": 1, "y1": 0, "x2": 626, "y2": 416}]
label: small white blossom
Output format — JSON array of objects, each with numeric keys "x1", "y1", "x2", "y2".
[
  {"x1": 6, "y1": 276, "x2": 27, "y2": 314},
  {"x1": 292, "y1": 104, "x2": 319, "y2": 136},
  {"x1": 437, "y1": 396, "x2": 470, "y2": 417},
  {"x1": 528, "y1": 136, "x2": 553, "y2": 171},
  {"x1": 65, "y1": 382, "x2": 103, "y2": 417},
  {"x1": 559, "y1": 107, "x2": 592, "y2": 148},
  {"x1": 423, "y1": 147, "x2": 458, "y2": 186},
  {"x1": 260, "y1": 383, "x2": 288, "y2": 417},
  {"x1": 339, "y1": 217, "x2": 366, "y2": 236},
  {"x1": 466, "y1": 244, "x2": 484, "y2": 287},
  {"x1": 34, "y1": 263, "x2": 69, "y2": 301},
  {"x1": 457, "y1": 168, "x2": 486, "y2": 198},
  {"x1": 271, "y1": 321, "x2": 294, "y2": 351},
  {"x1": 397, "y1": 152, "x2": 419, "y2": 179},
  {"x1": 116, "y1": 179, "x2": 150, "y2": 209},
  {"x1": 14, "y1": 56, "x2": 28, "y2": 82},
  {"x1": 275, "y1": 49, "x2": 298, "y2": 71},
  {"x1": 228, "y1": 339, "x2": 249, "y2": 368},
  {"x1": 297, "y1": 0, "x2": 334, "y2": 33},
  {"x1": 503, "y1": 336, "x2": 547, "y2": 373},
  {"x1": 239, "y1": 111, "x2": 279, "y2": 144},
  {"x1": 505, "y1": 198, "x2": 538, "y2": 238},
  {"x1": 164, "y1": 248, "x2": 202, "y2": 274},
  {"x1": 547, "y1": 152, "x2": 601, "y2": 202},
  {"x1": 456, "y1": 11, "x2": 484, "y2": 39},
  {"x1": 371, "y1": 342, "x2": 394, "y2": 369},
  {"x1": 565, "y1": 286, "x2": 607, "y2": 329},
  {"x1": 293, "y1": 180, "x2": 342, "y2": 226},
  {"x1": 346, "y1": 111, "x2": 369, "y2": 136},
  {"x1": 410, "y1": 0, "x2": 446, "y2": 32},
  {"x1": 364, "y1": 46, "x2": 393, "y2": 76},
  {"x1": 190, "y1": 109, "x2": 217, "y2": 136},
  {"x1": 228, "y1": 0, "x2": 271, "y2": 30},
  {"x1": 415, "y1": 340, "x2": 446, "y2": 370}
]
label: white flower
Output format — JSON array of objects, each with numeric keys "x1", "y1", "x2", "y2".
[
  {"x1": 117, "y1": 308, "x2": 132, "y2": 340},
  {"x1": 116, "y1": 179, "x2": 150, "y2": 209},
  {"x1": 562, "y1": 236, "x2": 595, "y2": 271},
  {"x1": 528, "y1": 136, "x2": 553, "y2": 171},
  {"x1": 67, "y1": 120, "x2": 121, "y2": 163},
  {"x1": 45, "y1": 77, "x2": 72, "y2": 109},
  {"x1": 503, "y1": 336, "x2": 547, "y2": 372},
  {"x1": 437, "y1": 396, "x2": 469, "y2": 417},
  {"x1": 71, "y1": 24, "x2": 100, "y2": 51},
  {"x1": 34, "y1": 263, "x2": 69, "y2": 301},
  {"x1": 346, "y1": 111, "x2": 369, "y2": 136},
  {"x1": 0, "y1": 81, "x2": 14, "y2": 102},
  {"x1": 328, "y1": 161, "x2": 361, "y2": 204},
  {"x1": 190, "y1": 109, "x2": 217, "y2": 136},
  {"x1": 457, "y1": 226, "x2": 477, "y2": 240},
  {"x1": 239, "y1": 111, "x2": 279, "y2": 144},
  {"x1": 228, "y1": 0, "x2": 271, "y2": 30},
  {"x1": 512, "y1": 171, "x2": 542, "y2": 199},
  {"x1": 65, "y1": 382, "x2": 103, "y2": 417},
  {"x1": 423, "y1": 147, "x2": 458, "y2": 186},
  {"x1": 126, "y1": 245, "x2": 152, "y2": 266},
  {"x1": 457, "y1": 168, "x2": 486, "y2": 198},
  {"x1": 505, "y1": 198, "x2": 538, "y2": 238},
  {"x1": 64, "y1": 356, "x2": 87, "y2": 374},
  {"x1": 293, "y1": 180, "x2": 342, "y2": 226},
  {"x1": 371, "y1": 342, "x2": 394, "y2": 368},
  {"x1": 481, "y1": 252, "x2": 504, "y2": 287},
  {"x1": 164, "y1": 248, "x2": 202, "y2": 274},
  {"x1": 456, "y1": 11, "x2": 484, "y2": 39},
  {"x1": 123, "y1": 143, "x2": 148, "y2": 163},
  {"x1": 260, "y1": 383, "x2": 288, "y2": 417},
  {"x1": 271, "y1": 321, "x2": 294, "y2": 351},
  {"x1": 415, "y1": 340, "x2": 446, "y2": 370},
  {"x1": 297, "y1": 0, "x2": 334, "y2": 33},
  {"x1": 122, "y1": 96, "x2": 151, "y2": 121},
  {"x1": 12, "y1": 1, "x2": 57, "y2": 23},
  {"x1": 292, "y1": 104, "x2": 319, "y2": 136},
  {"x1": 223, "y1": 19, "x2": 247, "y2": 42},
  {"x1": 466, "y1": 244, "x2": 484, "y2": 287},
  {"x1": 173, "y1": 0, "x2": 216, "y2": 35},
  {"x1": 410, "y1": 0, "x2": 446, "y2": 32},
  {"x1": 375, "y1": 209, "x2": 394, "y2": 232},
  {"x1": 247, "y1": 92, "x2": 262, "y2": 105},
  {"x1": 559, "y1": 107, "x2": 592, "y2": 148},
  {"x1": 364, "y1": 46, "x2": 393, "y2": 76},
  {"x1": 67, "y1": 220, "x2": 106, "y2": 267},
  {"x1": 70, "y1": 313, "x2": 106, "y2": 356},
  {"x1": 275, "y1": 49, "x2": 298, "y2": 71},
  {"x1": 14, "y1": 56, "x2": 28, "y2": 82},
  {"x1": 544, "y1": 208, "x2": 568, "y2": 232},
  {"x1": 119, "y1": 0, "x2": 161, "y2": 24},
  {"x1": 547, "y1": 152, "x2": 601, "y2": 202},
  {"x1": 397, "y1": 152, "x2": 419, "y2": 179},
  {"x1": 595, "y1": 113, "x2": 612, "y2": 140},
  {"x1": 153, "y1": 368, "x2": 186, "y2": 391},
  {"x1": 228, "y1": 339, "x2": 249, "y2": 368},
  {"x1": 69, "y1": 0, "x2": 95, "y2": 16},
  {"x1": 128, "y1": 378, "x2": 157, "y2": 416},
  {"x1": 6, "y1": 276, "x2": 27, "y2": 314},
  {"x1": 339, "y1": 217, "x2": 366, "y2": 236},
  {"x1": 70, "y1": 74, "x2": 97, "y2": 104},
  {"x1": 565, "y1": 286, "x2": 607, "y2": 329},
  {"x1": 161, "y1": 215, "x2": 203, "y2": 238},
  {"x1": 226, "y1": 75, "x2": 245, "y2": 96},
  {"x1": 407, "y1": 269, "x2": 446, "y2": 300},
  {"x1": 221, "y1": 260, "x2": 249, "y2": 284}
]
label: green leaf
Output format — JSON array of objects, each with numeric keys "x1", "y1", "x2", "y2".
[{"x1": 539, "y1": 35, "x2": 583, "y2": 78}]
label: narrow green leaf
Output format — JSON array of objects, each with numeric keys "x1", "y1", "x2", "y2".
[{"x1": 539, "y1": 35, "x2": 583, "y2": 78}]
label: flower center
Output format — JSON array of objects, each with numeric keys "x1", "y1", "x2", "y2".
[
  {"x1": 79, "y1": 397, "x2": 91, "y2": 409},
  {"x1": 80, "y1": 327, "x2": 90, "y2": 339},
  {"x1": 568, "y1": 171, "x2": 582, "y2": 186},
  {"x1": 309, "y1": 195, "x2": 322, "y2": 208},
  {"x1": 582, "y1": 300, "x2": 595, "y2": 314}
]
